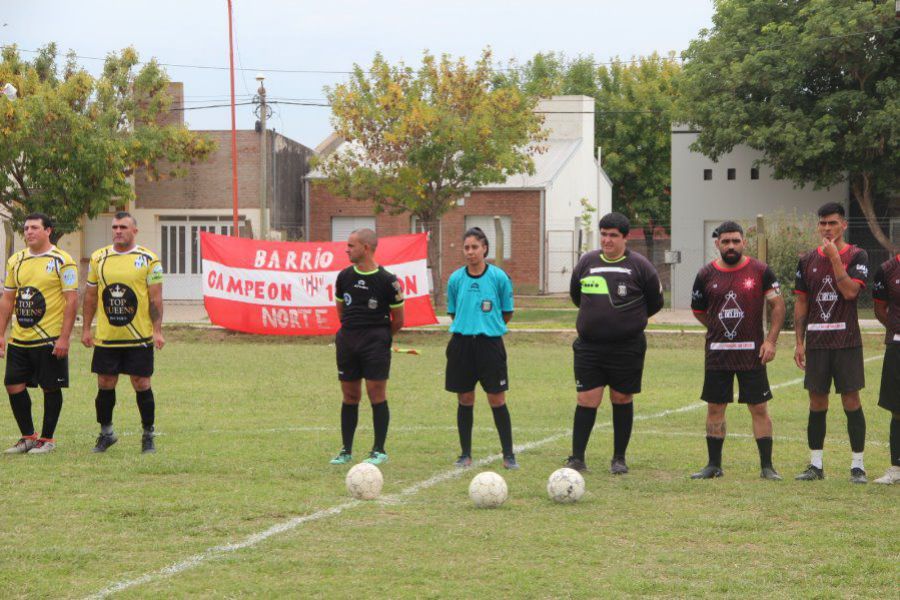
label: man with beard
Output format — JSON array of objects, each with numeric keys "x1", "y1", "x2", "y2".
[
  {"x1": 690, "y1": 221, "x2": 786, "y2": 479},
  {"x1": 794, "y1": 202, "x2": 869, "y2": 483}
]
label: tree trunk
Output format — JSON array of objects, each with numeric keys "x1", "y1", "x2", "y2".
[
  {"x1": 851, "y1": 173, "x2": 896, "y2": 254},
  {"x1": 3, "y1": 219, "x2": 15, "y2": 263},
  {"x1": 415, "y1": 217, "x2": 443, "y2": 307}
]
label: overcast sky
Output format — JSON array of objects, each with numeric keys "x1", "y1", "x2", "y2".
[{"x1": 5, "y1": 0, "x2": 715, "y2": 148}]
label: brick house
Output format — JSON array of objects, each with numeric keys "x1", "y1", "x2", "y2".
[{"x1": 306, "y1": 95, "x2": 612, "y2": 294}]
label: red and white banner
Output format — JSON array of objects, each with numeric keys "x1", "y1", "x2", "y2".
[{"x1": 200, "y1": 232, "x2": 437, "y2": 335}]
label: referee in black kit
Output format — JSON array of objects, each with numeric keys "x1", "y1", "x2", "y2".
[{"x1": 565, "y1": 212, "x2": 664, "y2": 474}]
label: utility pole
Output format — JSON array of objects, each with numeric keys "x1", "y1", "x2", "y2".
[{"x1": 256, "y1": 73, "x2": 268, "y2": 240}]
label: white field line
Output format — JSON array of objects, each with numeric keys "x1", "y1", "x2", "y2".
[
  {"x1": 639, "y1": 429, "x2": 889, "y2": 448},
  {"x1": 84, "y1": 356, "x2": 883, "y2": 598},
  {"x1": 84, "y1": 403, "x2": 702, "y2": 599}
]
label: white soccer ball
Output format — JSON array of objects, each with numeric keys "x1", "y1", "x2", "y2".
[
  {"x1": 345, "y1": 463, "x2": 384, "y2": 500},
  {"x1": 546, "y1": 467, "x2": 585, "y2": 503},
  {"x1": 468, "y1": 471, "x2": 508, "y2": 508}
]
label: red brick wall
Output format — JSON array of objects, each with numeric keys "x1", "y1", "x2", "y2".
[
  {"x1": 135, "y1": 130, "x2": 261, "y2": 210},
  {"x1": 309, "y1": 182, "x2": 542, "y2": 292}
]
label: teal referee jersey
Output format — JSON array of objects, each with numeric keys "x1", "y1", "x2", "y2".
[{"x1": 446, "y1": 264, "x2": 514, "y2": 337}]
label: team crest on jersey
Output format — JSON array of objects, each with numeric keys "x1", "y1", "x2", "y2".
[
  {"x1": 717, "y1": 291, "x2": 744, "y2": 340},
  {"x1": 134, "y1": 255, "x2": 148, "y2": 269},
  {"x1": 816, "y1": 275, "x2": 839, "y2": 320},
  {"x1": 368, "y1": 297, "x2": 378, "y2": 310},
  {"x1": 45, "y1": 260, "x2": 57, "y2": 274},
  {"x1": 343, "y1": 293, "x2": 352, "y2": 305},
  {"x1": 62, "y1": 269, "x2": 77, "y2": 286},
  {"x1": 617, "y1": 283, "x2": 627, "y2": 297},
  {"x1": 481, "y1": 299, "x2": 493, "y2": 312}
]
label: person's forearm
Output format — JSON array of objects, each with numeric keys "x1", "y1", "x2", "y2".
[{"x1": 60, "y1": 294, "x2": 78, "y2": 339}]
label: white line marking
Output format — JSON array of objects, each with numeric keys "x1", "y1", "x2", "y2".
[
  {"x1": 84, "y1": 403, "x2": 705, "y2": 598},
  {"x1": 639, "y1": 429, "x2": 889, "y2": 448},
  {"x1": 85, "y1": 356, "x2": 884, "y2": 598}
]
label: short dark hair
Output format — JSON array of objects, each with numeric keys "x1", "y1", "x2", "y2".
[
  {"x1": 598, "y1": 212, "x2": 630, "y2": 236},
  {"x1": 713, "y1": 220, "x2": 743, "y2": 238},
  {"x1": 462, "y1": 227, "x2": 489, "y2": 254},
  {"x1": 817, "y1": 202, "x2": 845, "y2": 219},
  {"x1": 24, "y1": 212, "x2": 52, "y2": 229},
  {"x1": 114, "y1": 211, "x2": 137, "y2": 226}
]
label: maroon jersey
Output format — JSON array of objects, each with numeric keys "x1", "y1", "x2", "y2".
[
  {"x1": 691, "y1": 257, "x2": 779, "y2": 371},
  {"x1": 795, "y1": 245, "x2": 868, "y2": 349},
  {"x1": 873, "y1": 255, "x2": 900, "y2": 345}
]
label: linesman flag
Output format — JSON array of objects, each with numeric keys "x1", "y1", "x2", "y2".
[{"x1": 201, "y1": 232, "x2": 437, "y2": 335}]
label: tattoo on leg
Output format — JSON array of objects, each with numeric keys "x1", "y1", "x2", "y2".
[{"x1": 706, "y1": 420, "x2": 726, "y2": 438}]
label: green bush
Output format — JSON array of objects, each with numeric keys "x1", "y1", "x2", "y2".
[{"x1": 744, "y1": 212, "x2": 820, "y2": 328}]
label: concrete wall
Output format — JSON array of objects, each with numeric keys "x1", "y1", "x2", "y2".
[{"x1": 670, "y1": 127, "x2": 848, "y2": 308}]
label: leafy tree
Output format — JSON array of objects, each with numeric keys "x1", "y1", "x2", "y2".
[
  {"x1": 679, "y1": 0, "x2": 898, "y2": 252},
  {"x1": 495, "y1": 52, "x2": 681, "y2": 232},
  {"x1": 0, "y1": 44, "x2": 216, "y2": 247},
  {"x1": 316, "y1": 49, "x2": 547, "y2": 296}
]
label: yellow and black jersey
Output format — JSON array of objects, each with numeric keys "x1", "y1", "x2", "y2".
[
  {"x1": 87, "y1": 245, "x2": 163, "y2": 347},
  {"x1": 3, "y1": 247, "x2": 78, "y2": 347}
]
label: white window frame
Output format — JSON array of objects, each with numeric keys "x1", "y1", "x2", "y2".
[{"x1": 464, "y1": 215, "x2": 512, "y2": 260}]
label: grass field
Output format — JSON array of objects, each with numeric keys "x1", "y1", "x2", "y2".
[{"x1": 0, "y1": 329, "x2": 896, "y2": 598}]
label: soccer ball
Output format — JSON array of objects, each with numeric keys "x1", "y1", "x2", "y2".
[
  {"x1": 546, "y1": 467, "x2": 585, "y2": 503},
  {"x1": 345, "y1": 463, "x2": 383, "y2": 500},
  {"x1": 468, "y1": 471, "x2": 508, "y2": 508}
]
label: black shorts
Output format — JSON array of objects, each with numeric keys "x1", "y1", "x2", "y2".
[
  {"x1": 804, "y1": 346, "x2": 865, "y2": 394},
  {"x1": 335, "y1": 327, "x2": 391, "y2": 382},
  {"x1": 4, "y1": 343, "x2": 69, "y2": 389},
  {"x1": 878, "y1": 344, "x2": 899, "y2": 413},
  {"x1": 701, "y1": 368, "x2": 772, "y2": 404},
  {"x1": 91, "y1": 345, "x2": 155, "y2": 377},
  {"x1": 445, "y1": 334, "x2": 508, "y2": 394},
  {"x1": 573, "y1": 334, "x2": 646, "y2": 395}
]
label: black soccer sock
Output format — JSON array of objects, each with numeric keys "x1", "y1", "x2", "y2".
[
  {"x1": 491, "y1": 404, "x2": 514, "y2": 457},
  {"x1": 571, "y1": 405, "x2": 597, "y2": 461},
  {"x1": 8, "y1": 390, "x2": 35, "y2": 437},
  {"x1": 40, "y1": 390, "x2": 63, "y2": 439},
  {"x1": 612, "y1": 402, "x2": 634, "y2": 458},
  {"x1": 457, "y1": 403, "x2": 474, "y2": 457},
  {"x1": 844, "y1": 407, "x2": 865, "y2": 453},
  {"x1": 372, "y1": 400, "x2": 389, "y2": 453},
  {"x1": 807, "y1": 410, "x2": 827, "y2": 450},
  {"x1": 95, "y1": 388, "x2": 116, "y2": 427},
  {"x1": 136, "y1": 389, "x2": 155, "y2": 430},
  {"x1": 756, "y1": 436, "x2": 774, "y2": 469},
  {"x1": 891, "y1": 415, "x2": 900, "y2": 467},
  {"x1": 340, "y1": 403, "x2": 359, "y2": 454},
  {"x1": 706, "y1": 436, "x2": 724, "y2": 468}
]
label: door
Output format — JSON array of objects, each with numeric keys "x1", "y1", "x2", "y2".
[{"x1": 161, "y1": 219, "x2": 236, "y2": 300}]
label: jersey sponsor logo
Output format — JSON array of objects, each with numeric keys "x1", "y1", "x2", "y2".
[
  {"x1": 354, "y1": 279, "x2": 369, "y2": 290},
  {"x1": 692, "y1": 289, "x2": 703, "y2": 301},
  {"x1": 589, "y1": 266, "x2": 632, "y2": 275},
  {"x1": 481, "y1": 299, "x2": 493, "y2": 312},
  {"x1": 368, "y1": 297, "x2": 378, "y2": 310},
  {"x1": 855, "y1": 264, "x2": 868, "y2": 278},
  {"x1": 62, "y1": 269, "x2": 77, "y2": 286},
  {"x1": 103, "y1": 283, "x2": 138, "y2": 326},
  {"x1": 343, "y1": 293, "x2": 352, "y2": 305},
  {"x1": 617, "y1": 283, "x2": 627, "y2": 297},
  {"x1": 717, "y1": 291, "x2": 744, "y2": 340},
  {"x1": 15, "y1": 287, "x2": 45, "y2": 327},
  {"x1": 894, "y1": 333, "x2": 900, "y2": 342},
  {"x1": 469, "y1": 282, "x2": 480, "y2": 291},
  {"x1": 770, "y1": 281, "x2": 782, "y2": 295},
  {"x1": 709, "y1": 341, "x2": 755, "y2": 350},
  {"x1": 807, "y1": 322, "x2": 846, "y2": 331},
  {"x1": 816, "y1": 276, "x2": 839, "y2": 320}
]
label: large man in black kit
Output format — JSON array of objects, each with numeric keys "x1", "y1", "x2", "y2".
[{"x1": 565, "y1": 212, "x2": 664, "y2": 474}]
